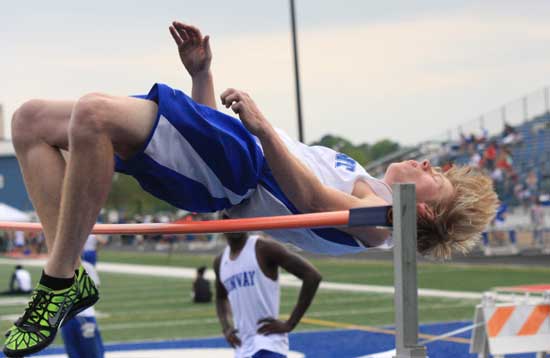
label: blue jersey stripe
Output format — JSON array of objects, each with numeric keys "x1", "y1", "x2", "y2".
[{"x1": 153, "y1": 84, "x2": 264, "y2": 197}]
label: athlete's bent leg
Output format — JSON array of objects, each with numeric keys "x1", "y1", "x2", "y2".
[
  {"x1": 45, "y1": 93, "x2": 157, "y2": 278},
  {"x1": 11, "y1": 99, "x2": 73, "y2": 249},
  {"x1": 3, "y1": 94, "x2": 157, "y2": 358}
]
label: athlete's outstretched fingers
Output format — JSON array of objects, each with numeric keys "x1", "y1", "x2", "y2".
[
  {"x1": 169, "y1": 26, "x2": 184, "y2": 46},
  {"x1": 172, "y1": 22, "x2": 191, "y2": 45},
  {"x1": 172, "y1": 22, "x2": 192, "y2": 45},
  {"x1": 203, "y1": 35, "x2": 212, "y2": 57},
  {"x1": 173, "y1": 22, "x2": 202, "y2": 45}
]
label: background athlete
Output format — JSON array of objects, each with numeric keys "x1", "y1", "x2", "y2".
[
  {"x1": 214, "y1": 231, "x2": 321, "y2": 358},
  {"x1": 4, "y1": 21, "x2": 497, "y2": 357}
]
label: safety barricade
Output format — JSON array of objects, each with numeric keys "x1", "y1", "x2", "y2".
[{"x1": 470, "y1": 291, "x2": 550, "y2": 357}]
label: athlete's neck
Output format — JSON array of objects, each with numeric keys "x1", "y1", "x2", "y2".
[{"x1": 228, "y1": 236, "x2": 248, "y2": 258}]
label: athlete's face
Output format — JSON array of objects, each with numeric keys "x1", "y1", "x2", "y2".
[{"x1": 384, "y1": 160, "x2": 454, "y2": 205}]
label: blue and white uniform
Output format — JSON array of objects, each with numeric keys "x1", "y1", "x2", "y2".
[
  {"x1": 220, "y1": 236, "x2": 287, "y2": 358},
  {"x1": 82, "y1": 235, "x2": 99, "y2": 266},
  {"x1": 116, "y1": 83, "x2": 392, "y2": 255}
]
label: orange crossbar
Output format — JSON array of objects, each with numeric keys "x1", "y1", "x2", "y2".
[{"x1": 0, "y1": 211, "x2": 350, "y2": 235}]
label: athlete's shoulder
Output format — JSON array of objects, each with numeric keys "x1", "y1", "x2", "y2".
[{"x1": 255, "y1": 236, "x2": 289, "y2": 259}]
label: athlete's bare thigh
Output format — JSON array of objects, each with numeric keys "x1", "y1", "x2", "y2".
[
  {"x1": 88, "y1": 94, "x2": 158, "y2": 159},
  {"x1": 23, "y1": 100, "x2": 74, "y2": 151},
  {"x1": 29, "y1": 95, "x2": 158, "y2": 158}
]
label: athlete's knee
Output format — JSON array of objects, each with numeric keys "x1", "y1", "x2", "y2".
[
  {"x1": 11, "y1": 99, "x2": 48, "y2": 148},
  {"x1": 70, "y1": 93, "x2": 113, "y2": 140}
]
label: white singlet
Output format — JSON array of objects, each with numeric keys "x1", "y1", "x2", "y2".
[
  {"x1": 227, "y1": 129, "x2": 393, "y2": 255},
  {"x1": 220, "y1": 236, "x2": 288, "y2": 358}
]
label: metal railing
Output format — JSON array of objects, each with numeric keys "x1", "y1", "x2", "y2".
[{"x1": 428, "y1": 87, "x2": 550, "y2": 144}]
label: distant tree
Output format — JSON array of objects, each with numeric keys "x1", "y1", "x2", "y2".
[
  {"x1": 311, "y1": 134, "x2": 353, "y2": 151},
  {"x1": 106, "y1": 174, "x2": 176, "y2": 216},
  {"x1": 310, "y1": 135, "x2": 399, "y2": 165},
  {"x1": 370, "y1": 139, "x2": 400, "y2": 161}
]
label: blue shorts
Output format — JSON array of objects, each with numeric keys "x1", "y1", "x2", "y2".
[
  {"x1": 61, "y1": 316, "x2": 104, "y2": 358},
  {"x1": 252, "y1": 349, "x2": 286, "y2": 358},
  {"x1": 115, "y1": 83, "x2": 274, "y2": 213}
]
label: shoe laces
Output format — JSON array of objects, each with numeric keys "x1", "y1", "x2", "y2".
[{"x1": 16, "y1": 290, "x2": 54, "y2": 327}]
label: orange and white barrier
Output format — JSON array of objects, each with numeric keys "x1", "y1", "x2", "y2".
[{"x1": 470, "y1": 292, "x2": 550, "y2": 357}]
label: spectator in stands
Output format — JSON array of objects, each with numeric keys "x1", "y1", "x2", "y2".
[
  {"x1": 530, "y1": 198, "x2": 545, "y2": 247},
  {"x1": 459, "y1": 132, "x2": 467, "y2": 151},
  {"x1": 1, "y1": 265, "x2": 32, "y2": 295},
  {"x1": 469, "y1": 150, "x2": 482, "y2": 168},
  {"x1": 502, "y1": 122, "x2": 521, "y2": 145},
  {"x1": 478, "y1": 126, "x2": 489, "y2": 145},
  {"x1": 468, "y1": 133, "x2": 477, "y2": 148},
  {"x1": 483, "y1": 141, "x2": 498, "y2": 171},
  {"x1": 526, "y1": 170, "x2": 539, "y2": 201},
  {"x1": 193, "y1": 266, "x2": 212, "y2": 303},
  {"x1": 496, "y1": 148, "x2": 513, "y2": 172}
]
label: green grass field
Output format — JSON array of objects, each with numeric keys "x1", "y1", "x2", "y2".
[{"x1": 0, "y1": 250, "x2": 549, "y2": 346}]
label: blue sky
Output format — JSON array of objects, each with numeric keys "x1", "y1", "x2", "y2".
[{"x1": 1, "y1": 0, "x2": 550, "y2": 145}]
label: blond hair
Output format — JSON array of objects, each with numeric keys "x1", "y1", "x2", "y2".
[{"x1": 417, "y1": 165, "x2": 499, "y2": 259}]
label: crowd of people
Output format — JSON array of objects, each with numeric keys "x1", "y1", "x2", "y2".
[{"x1": 437, "y1": 121, "x2": 546, "y2": 210}]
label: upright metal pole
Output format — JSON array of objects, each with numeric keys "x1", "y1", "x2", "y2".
[
  {"x1": 289, "y1": 0, "x2": 305, "y2": 143},
  {"x1": 545, "y1": 87, "x2": 549, "y2": 114},
  {"x1": 392, "y1": 184, "x2": 427, "y2": 358},
  {"x1": 523, "y1": 96, "x2": 529, "y2": 122}
]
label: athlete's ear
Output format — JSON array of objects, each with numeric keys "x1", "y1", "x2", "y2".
[{"x1": 417, "y1": 203, "x2": 435, "y2": 221}]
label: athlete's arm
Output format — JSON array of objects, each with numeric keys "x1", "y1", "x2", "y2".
[
  {"x1": 256, "y1": 239, "x2": 321, "y2": 335},
  {"x1": 169, "y1": 21, "x2": 216, "y2": 109},
  {"x1": 220, "y1": 88, "x2": 365, "y2": 213},
  {"x1": 213, "y1": 255, "x2": 241, "y2": 348}
]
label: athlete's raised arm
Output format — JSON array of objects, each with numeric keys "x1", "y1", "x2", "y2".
[{"x1": 169, "y1": 21, "x2": 216, "y2": 109}]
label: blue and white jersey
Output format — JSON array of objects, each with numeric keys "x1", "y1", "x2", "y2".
[
  {"x1": 220, "y1": 236, "x2": 288, "y2": 358},
  {"x1": 115, "y1": 83, "x2": 392, "y2": 255},
  {"x1": 226, "y1": 129, "x2": 393, "y2": 254}
]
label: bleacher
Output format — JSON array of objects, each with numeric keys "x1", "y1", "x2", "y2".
[{"x1": 515, "y1": 113, "x2": 550, "y2": 192}]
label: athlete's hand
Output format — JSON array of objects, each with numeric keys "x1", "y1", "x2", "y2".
[
  {"x1": 223, "y1": 327, "x2": 242, "y2": 348},
  {"x1": 257, "y1": 318, "x2": 294, "y2": 335},
  {"x1": 169, "y1": 21, "x2": 212, "y2": 77},
  {"x1": 220, "y1": 88, "x2": 270, "y2": 137}
]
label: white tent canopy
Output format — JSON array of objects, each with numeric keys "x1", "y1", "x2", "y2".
[{"x1": 0, "y1": 203, "x2": 31, "y2": 222}]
